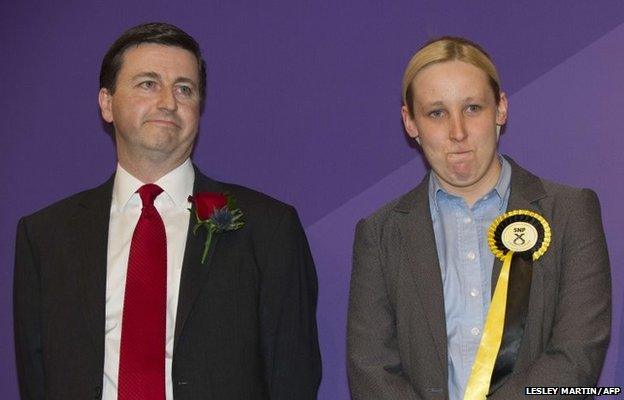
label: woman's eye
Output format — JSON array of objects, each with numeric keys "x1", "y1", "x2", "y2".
[{"x1": 466, "y1": 104, "x2": 481, "y2": 113}]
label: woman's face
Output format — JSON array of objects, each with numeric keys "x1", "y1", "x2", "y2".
[{"x1": 402, "y1": 60, "x2": 508, "y2": 200}]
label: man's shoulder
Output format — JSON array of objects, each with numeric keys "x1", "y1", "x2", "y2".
[
  {"x1": 20, "y1": 176, "x2": 114, "y2": 227},
  {"x1": 217, "y1": 180, "x2": 294, "y2": 213},
  {"x1": 207, "y1": 179, "x2": 301, "y2": 234},
  {"x1": 193, "y1": 167, "x2": 293, "y2": 215}
]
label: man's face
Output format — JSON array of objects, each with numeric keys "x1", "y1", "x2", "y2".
[
  {"x1": 99, "y1": 43, "x2": 201, "y2": 165},
  {"x1": 401, "y1": 60, "x2": 508, "y2": 197}
]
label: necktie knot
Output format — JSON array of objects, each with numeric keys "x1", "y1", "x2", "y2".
[{"x1": 138, "y1": 184, "x2": 163, "y2": 207}]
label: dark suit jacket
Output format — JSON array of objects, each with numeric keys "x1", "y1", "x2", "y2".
[
  {"x1": 14, "y1": 166, "x2": 321, "y2": 400},
  {"x1": 347, "y1": 158, "x2": 611, "y2": 400}
]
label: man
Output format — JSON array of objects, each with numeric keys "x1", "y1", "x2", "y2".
[
  {"x1": 347, "y1": 37, "x2": 610, "y2": 399},
  {"x1": 14, "y1": 22, "x2": 321, "y2": 400}
]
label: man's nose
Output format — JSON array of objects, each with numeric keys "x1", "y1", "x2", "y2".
[{"x1": 157, "y1": 87, "x2": 178, "y2": 111}]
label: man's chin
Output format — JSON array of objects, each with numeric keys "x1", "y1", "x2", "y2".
[{"x1": 136, "y1": 133, "x2": 179, "y2": 151}]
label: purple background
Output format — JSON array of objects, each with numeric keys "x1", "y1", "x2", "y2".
[{"x1": 2, "y1": 1, "x2": 623, "y2": 398}]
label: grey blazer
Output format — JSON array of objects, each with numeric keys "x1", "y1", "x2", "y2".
[{"x1": 347, "y1": 158, "x2": 611, "y2": 400}]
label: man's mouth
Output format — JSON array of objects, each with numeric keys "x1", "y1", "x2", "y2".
[{"x1": 145, "y1": 119, "x2": 179, "y2": 127}]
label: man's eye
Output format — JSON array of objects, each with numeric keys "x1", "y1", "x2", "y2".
[
  {"x1": 139, "y1": 81, "x2": 156, "y2": 89},
  {"x1": 176, "y1": 85, "x2": 193, "y2": 97},
  {"x1": 428, "y1": 110, "x2": 444, "y2": 118}
]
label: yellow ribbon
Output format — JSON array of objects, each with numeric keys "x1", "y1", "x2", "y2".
[{"x1": 463, "y1": 251, "x2": 514, "y2": 400}]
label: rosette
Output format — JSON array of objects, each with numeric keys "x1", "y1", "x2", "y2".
[
  {"x1": 488, "y1": 209, "x2": 551, "y2": 262},
  {"x1": 464, "y1": 210, "x2": 551, "y2": 400}
]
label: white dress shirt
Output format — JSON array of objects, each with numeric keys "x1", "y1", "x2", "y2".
[{"x1": 102, "y1": 159, "x2": 194, "y2": 400}]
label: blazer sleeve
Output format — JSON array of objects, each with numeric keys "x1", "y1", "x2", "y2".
[
  {"x1": 14, "y1": 217, "x2": 46, "y2": 400},
  {"x1": 347, "y1": 218, "x2": 421, "y2": 400},
  {"x1": 491, "y1": 189, "x2": 611, "y2": 399},
  {"x1": 259, "y1": 206, "x2": 321, "y2": 400}
]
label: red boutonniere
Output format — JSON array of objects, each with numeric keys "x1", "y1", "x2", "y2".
[{"x1": 187, "y1": 192, "x2": 244, "y2": 263}]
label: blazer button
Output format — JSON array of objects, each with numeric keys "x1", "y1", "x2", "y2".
[
  {"x1": 93, "y1": 385, "x2": 102, "y2": 399},
  {"x1": 177, "y1": 380, "x2": 189, "y2": 386}
]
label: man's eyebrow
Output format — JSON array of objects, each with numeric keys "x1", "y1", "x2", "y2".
[
  {"x1": 174, "y1": 77, "x2": 198, "y2": 87},
  {"x1": 131, "y1": 72, "x2": 197, "y2": 87},
  {"x1": 131, "y1": 71, "x2": 161, "y2": 81}
]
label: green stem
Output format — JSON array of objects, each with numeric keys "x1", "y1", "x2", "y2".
[{"x1": 201, "y1": 229, "x2": 214, "y2": 264}]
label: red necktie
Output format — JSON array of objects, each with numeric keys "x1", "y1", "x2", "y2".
[{"x1": 118, "y1": 184, "x2": 167, "y2": 400}]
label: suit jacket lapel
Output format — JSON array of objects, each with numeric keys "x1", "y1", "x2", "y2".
[
  {"x1": 173, "y1": 166, "x2": 223, "y2": 349},
  {"x1": 395, "y1": 177, "x2": 447, "y2": 373},
  {"x1": 74, "y1": 175, "x2": 115, "y2": 362}
]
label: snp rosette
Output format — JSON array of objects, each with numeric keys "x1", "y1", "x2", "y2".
[
  {"x1": 488, "y1": 209, "x2": 551, "y2": 261},
  {"x1": 464, "y1": 209, "x2": 551, "y2": 400}
]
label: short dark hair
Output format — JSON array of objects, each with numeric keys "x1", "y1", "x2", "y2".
[{"x1": 99, "y1": 22, "x2": 207, "y2": 107}]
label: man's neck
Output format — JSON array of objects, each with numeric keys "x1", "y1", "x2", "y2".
[{"x1": 117, "y1": 157, "x2": 188, "y2": 184}]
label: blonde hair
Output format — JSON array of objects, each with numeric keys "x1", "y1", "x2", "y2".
[{"x1": 402, "y1": 36, "x2": 501, "y2": 118}]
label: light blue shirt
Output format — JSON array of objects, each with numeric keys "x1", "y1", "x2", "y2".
[{"x1": 428, "y1": 156, "x2": 511, "y2": 400}]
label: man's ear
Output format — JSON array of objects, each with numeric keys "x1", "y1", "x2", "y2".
[
  {"x1": 401, "y1": 105, "x2": 420, "y2": 144},
  {"x1": 98, "y1": 88, "x2": 114, "y2": 123},
  {"x1": 496, "y1": 92, "x2": 508, "y2": 126}
]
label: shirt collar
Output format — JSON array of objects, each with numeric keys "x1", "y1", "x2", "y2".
[
  {"x1": 112, "y1": 158, "x2": 195, "y2": 211},
  {"x1": 428, "y1": 154, "x2": 511, "y2": 212}
]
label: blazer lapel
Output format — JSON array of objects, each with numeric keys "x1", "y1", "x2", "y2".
[
  {"x1": 395, "y1": 178, "x2": 447, "y2": 372},
  {"x1": 488, "y1": 157, "x2": 547, "y2": 394},
  {"x1": 74, "y1": 175, "x2": 115, "y2": 361},
  {"x1": 173, "y1": 167, "x2": 223, "y2": 349},
  {"x1": 491, "y1": 157, "x2": 547, "y2": 293}
]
